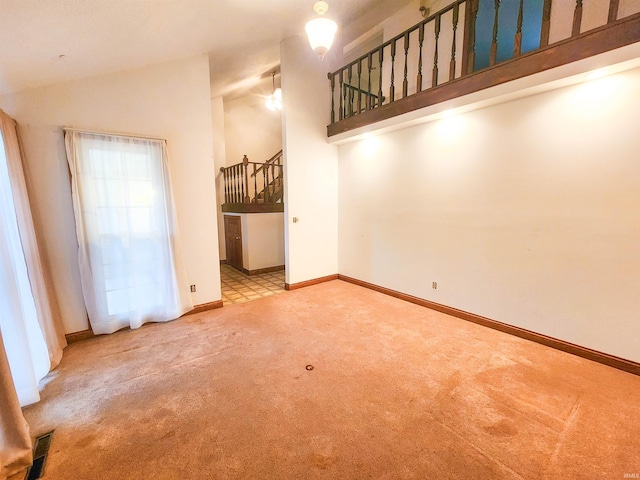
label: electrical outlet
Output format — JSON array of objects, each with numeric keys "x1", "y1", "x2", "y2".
[
  {"x1": 190, "y1": 284, "x2": 196, "y2": 293},
  {"x1": 432, "y1": 282, "x2": 437, "y2": 289}
]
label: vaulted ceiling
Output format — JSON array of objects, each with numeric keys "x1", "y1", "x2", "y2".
[{"x1": 0, "y1": 0, "x2": 412, "y2": 98}]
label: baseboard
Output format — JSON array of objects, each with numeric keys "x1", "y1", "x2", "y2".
[
  {"x1": 338, "y1": 275, "x2": 640, "y2": 377},
  {"x1": 186, "y1": 300, "x2": 224, "y2": 315},
  {"x1": 65, "y1": 329, "x2": 95, "y2": 344},
  {"x1": 242, "y1": 265, "x2": 285, "y2": 276},
  {"x1": 220, "y1": 259, "x2": 227, "y2": 265},
  {"x1": 65, "y1": 301, "x2": 223, "y2": 343},
  {"x1": 285, "y1": 274, "x2": 339, "y2": 291}
]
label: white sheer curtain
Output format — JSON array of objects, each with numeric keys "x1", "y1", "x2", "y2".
[
  {"x1": 0, "y1": 330, "x2": 32, "y2": 480},
  {"x1": 65, "y1": 131, "x2": 192, "y2": 335},
  {"x1": 0, "y1": 109, "x2": 66, "y2": 478},
  {"x1": 0, "y1": 109, "x2": 65, "y2": 408},
  {"x1": 0, "y1": 157, "x2": 49, "y2": 404}
]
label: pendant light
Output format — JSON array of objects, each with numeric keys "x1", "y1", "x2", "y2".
[
  {"x1": 305, "y1": 1, "x2": 338, "y2": 60},
  {"x1": 265, "y1": 72, "x2": 282, "y2": 112}
]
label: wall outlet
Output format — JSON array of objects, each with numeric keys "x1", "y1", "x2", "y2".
[
  {"x1": 190, "y1": 284, "x2": 196, "y2": 293},
  {"x1": 432, "y1": 282, "x2": 437, "y2": 289}
]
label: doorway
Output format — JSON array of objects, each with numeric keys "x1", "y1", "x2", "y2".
[{"x1": 224, "y1": 215, "x2": 243, "y2": 271}]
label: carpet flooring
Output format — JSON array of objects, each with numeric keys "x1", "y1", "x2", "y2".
[{"x1": 12, "y1": 280, "x2": 640, "y2": 479}]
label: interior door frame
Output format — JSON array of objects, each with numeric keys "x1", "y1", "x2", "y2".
[{"x1": 223, "y1": 215, "x2": 243, "y2": 271}]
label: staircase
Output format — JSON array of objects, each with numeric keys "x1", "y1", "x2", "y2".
[
  {"x1": 220, "y1": 150, "x2": 284, "y2": 213},
  {"x1": 254, "y1": 176, "x2": 283, "y2": 204}
]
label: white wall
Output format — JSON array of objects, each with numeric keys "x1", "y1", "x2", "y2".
[
  {"x1": 224, "y1": 93, "x2": 282, "y2": 167},
  {"x1": 0, "y1": 55, "x2": 221, "y2": 334},
  {"x1": 224, "y1": 212, "x2": 285, "y2": 272},
  {"x1": 338, "y1": 66, "x2": 640, "y2": 363},
  {"x1": 244, "y1": 213, "x2": 285, "y2": 271},
  {"x1": 281, "y1": 36, "x2": 339, "y2": 285},
  {"x1": 212, "y1": 96, "x2": 228, "y2": 261}
]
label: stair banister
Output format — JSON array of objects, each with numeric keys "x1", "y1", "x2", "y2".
[{"x1": 327, "y1": 0, "x2": 640, "y2": 136}]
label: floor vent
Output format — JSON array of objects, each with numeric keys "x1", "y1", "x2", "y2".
[{"x1": 25, "y1": 431, "x2": 53, "y2": 480}]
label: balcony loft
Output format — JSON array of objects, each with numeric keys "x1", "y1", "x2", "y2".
[{"x1": 326, "y1": 0, "x2": 640, "y2": 138}]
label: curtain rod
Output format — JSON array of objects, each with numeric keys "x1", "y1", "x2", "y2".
[{"x1": 63, "y1": 127, "x2": 166, "y2": 142}]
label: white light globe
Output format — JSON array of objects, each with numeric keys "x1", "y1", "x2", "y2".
[{"x1": 305, "y1": 17, "x2": 337, "y2": 60}]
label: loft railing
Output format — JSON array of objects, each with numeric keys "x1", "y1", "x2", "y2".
[
  {"x1": 220, "y1": 150, "x2": 284, "y2": 213},
  {"x1": 327, "y1": 0, "x2": 640, "y2": 135}
]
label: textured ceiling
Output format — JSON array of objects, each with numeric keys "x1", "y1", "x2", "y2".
[{"x1": 0, "y1": 0, "x2": 412, "y2": 98}]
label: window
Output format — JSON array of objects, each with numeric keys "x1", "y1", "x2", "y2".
[{"x1": 65, "y1": 131, "x2": 192, "y2": 334}]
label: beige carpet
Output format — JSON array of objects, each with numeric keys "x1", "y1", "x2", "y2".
[{"x1": 12, "y1": 280, "x2": 640, "y2": 479}]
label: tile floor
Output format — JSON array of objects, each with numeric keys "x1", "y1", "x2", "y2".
[{"x1": 220, "y1": 263, "x2": 286, "y2": 304}]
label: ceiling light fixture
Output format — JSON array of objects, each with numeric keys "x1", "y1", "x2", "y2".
[
  {"x1": 265, "y1": 72, "x2": 282, "y2": 112},
  {"x1": 305, "y1": 1, "x2": 338, "y2": 60}
]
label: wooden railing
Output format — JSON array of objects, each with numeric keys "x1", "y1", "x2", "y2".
[
  {"x1": 220, "y1": 151, "x2": 284, "y2": 213},
  {"x1": 328, "y1": 0, "x2": 640, "y2": 134}
]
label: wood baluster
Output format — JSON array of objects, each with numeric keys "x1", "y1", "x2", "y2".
[
  {"x1": 390, "y1": 40, "x2": 396, "y2": 102},
  {"x1": 262, "y1": 167, "x2": 266, "y2": 204},
  {"x1": 237, "y1": 164, "x2": 242, "y2": 203},
  {"x1": 222, "y1": 169, "x2": 227, "y2": 203},
  {"x1": 450, "y1": 3, "x2": 459, "y2": 81},
  {"x1": 350, "y1": 86, "x2": 355, "y2": 115},
  {"x1": 540, "y1": 0, "x2": 552, "y2": 47},
  {"x1": 462, "y1": 0, "x2": 479, "y2": 74},
  {"x1": 266, "y1": 164, "x2": 271, "y2": 203},
  {"x1": 232, "y1": 165, "x2": 236, "y2": 203},
  {"x1": 347, "y1": 65, "x2": 353, "y2": 116},
  {"x1": 403, "y1": 32, "x2": 409, "y2": 98},
  {"x1": 514, "y1": 0, "x2": 524, "y2": 56},
  {"x1": 366, "y1": 52, "x2": 373, "y2": 110},
  {"x1": 608, "y1": 0, "x2": 620, "y2": 23},
  {"x1": 417, "y1": 23, "x2": 425, "y2": 92},
  {"x1": 433, "y1": 14, "x2": 441, "y2": 87},
  {"x1": 378, "y1": 47, "x2": 384, "y2": 107},
  {"x1": 221, "y1": 169, "x2": 225, "y2": 203},
  {"x1": 357, "y1": 59, "x2": 362, "y2": 114},
  {"x1": 490, "y1": 0, "x2": 500, "y2": 66},
  {"x1": 339, "y1": 69, "x2": 344, "y2": 119},
  {"x1": 236, "y1": 164, "x2": 242, "y2": 203},
  {"x1": 233, "y1": 165, "x2": 240, "y2": 203},
  {"x1": 253, "y1": 164, "x2": 258, "y2": 202},
  {"x1": 229, "y1": 166, "x2": 233, "y2": 203},
  {"x1": 243, "y1": 156, "x2": 249, "y2": 204},
  {"x1": 572, "y1": 0, "x2": 583, "y2": 36},
  {"x1": 232, "y1": 167, "x2": 236, "y2": 203},
  {"x1": 329, "y1": 73, "x2": 335, "y2": 123}
]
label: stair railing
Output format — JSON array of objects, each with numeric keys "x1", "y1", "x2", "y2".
[
  {"x1": 328, "y1": 0, "x2": 636, "y2": 126},
  {"x1": 220, "y1": 151, "x2": 284, "y2": 205},
  {"x1": 251, "y1": 150, "x2": 283, "y2": 204}
]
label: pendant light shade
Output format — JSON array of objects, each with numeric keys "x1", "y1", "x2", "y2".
[
  {"x1": 265, "y1": 72, "x2": 282, "y2": 112},
  {"x1": 265, "y1": 88, "x2": 282, "y2": 112},
  {"x1": 305, "y1": 1, "x2": 338, "y2": 60}
]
